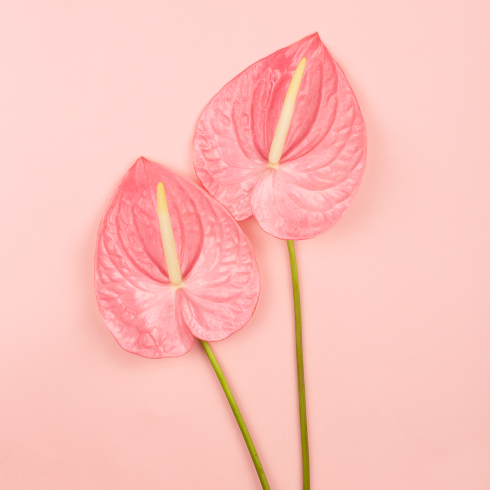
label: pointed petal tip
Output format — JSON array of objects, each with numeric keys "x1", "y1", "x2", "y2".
[
  {"x1": 134, "y1": 155, "x2": 154, "y2": 168},
  {"x1": 302, "y1": 32, "x2": 321, "y2": 43},
  {"x1": 300, "y1": 32, "x2": 324, "y2": 51}
]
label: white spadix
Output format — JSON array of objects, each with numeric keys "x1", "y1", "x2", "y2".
[
  {"x1": 268, "y1": 57, "x2": 306, "y2": 167},
  {"x1": 157, "y1": 182, "x2": 182, "y2": 286}
]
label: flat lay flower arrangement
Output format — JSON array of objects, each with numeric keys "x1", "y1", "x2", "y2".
[{"x1": 95, "y1": 33, "x2": 366, "y2": 489}]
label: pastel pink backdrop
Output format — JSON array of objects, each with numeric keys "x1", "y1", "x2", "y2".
[{"x1": 1, "y1": 0, "x2": 489, "y2": 489}]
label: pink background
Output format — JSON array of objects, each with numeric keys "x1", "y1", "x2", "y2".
[{"x1": 1, "y1": 0, "x2": 489, "y2": 488}]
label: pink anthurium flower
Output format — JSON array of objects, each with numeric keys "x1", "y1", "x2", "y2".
[
  {"x1": 95, "y1": 157, "x2": 260, "y2": 359},
  {"x1": 95, "y1": 157, "x2": 271, "y2": 489},
  {"x1": 193, "y1": 34, "x2": 367, "y2": 490},
  {"x1": 194, "y1": 33, "x2": 366, "y2": 240}
]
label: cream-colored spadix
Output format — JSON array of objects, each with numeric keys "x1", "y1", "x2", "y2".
[
  {"x1": 157, "y1": 182, "x2": 182, "y2": 286},
  {"x1": 268, "y1": 57, "x2": 306, "y2": 166}
]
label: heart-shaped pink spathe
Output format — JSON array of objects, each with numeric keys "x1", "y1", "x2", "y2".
[
  {"x1": 95, "y1": 157, "x2": 261, "y2": 359},
  {"x1": 193, "y1": 33, "x2": 367, "y2": 240}
]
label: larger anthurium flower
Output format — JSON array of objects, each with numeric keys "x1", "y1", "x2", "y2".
[
  {"x1": 95, "y1": 157, "x2": 260, "y2": 359},
  {"x1": 193, "y1": 33, "x2": 366, "y2": 240}
]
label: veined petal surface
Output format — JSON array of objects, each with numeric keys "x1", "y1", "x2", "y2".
[
  {"x1": 194, "y1": 33, "x2": 366, "y2": 240},
  {"x1": 95, "y1": 157, "x2": 260, "y2": 358}
]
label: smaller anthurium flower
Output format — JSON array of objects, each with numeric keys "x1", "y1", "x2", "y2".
[
  {"x1": 194, "y1": 33, "x2": 367, "y2": 240},
  {"x1": 95, "y1": 157, "x2": 260, "y2": 359}
]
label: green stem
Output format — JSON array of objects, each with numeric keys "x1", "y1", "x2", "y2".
[
  {"x1": 200, "y1": 340, "x2": 271, "y2": 490},
  {"x1": 287, "y1": 240, "x2": 310, "y2": 490}
]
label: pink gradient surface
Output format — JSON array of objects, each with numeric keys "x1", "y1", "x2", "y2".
[{"x1": 1, "y1": 1, "x2": 489, "y2": 489}]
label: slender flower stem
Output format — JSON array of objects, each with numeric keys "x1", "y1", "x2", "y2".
[
  {"x1": 200, "y1": 340, "x2": 271, "y2": 490},
  {"x1": 287, "y1": 240, "x2": 310, "y2": 490}
]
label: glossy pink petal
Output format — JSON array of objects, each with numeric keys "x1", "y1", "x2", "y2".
[
  {"x1": 193, "y1": 33, "x2": 366, "y2": 240},
  {"x1": 95, "y1": 157, "x2": 260, "y2": 358}
]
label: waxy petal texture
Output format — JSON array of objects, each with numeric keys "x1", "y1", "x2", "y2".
[
  {"x1": 194, "y1": 33, "x2": 366, "y2": 240},
  {"x1": 95, "y1": 157, "x2": 260, "y2": 358}
]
